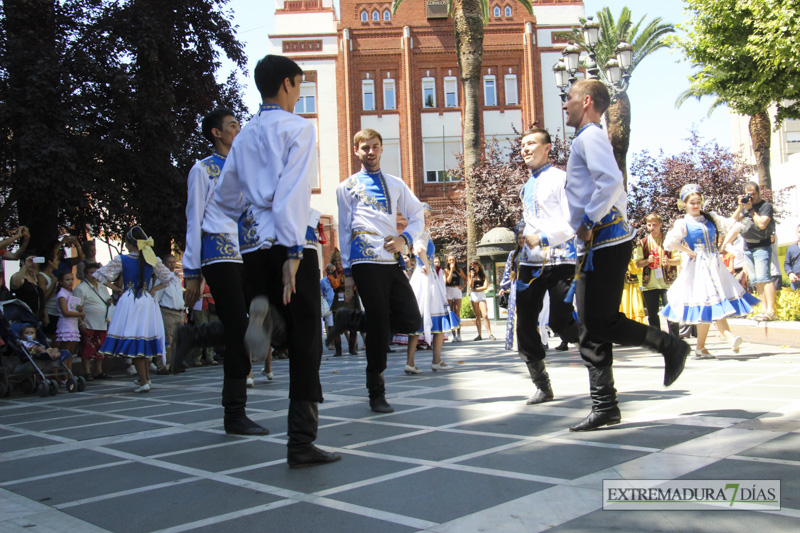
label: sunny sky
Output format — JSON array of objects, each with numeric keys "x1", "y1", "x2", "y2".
[{"x1": 222, "y1": 0, "x2": 732, "y2": 162}]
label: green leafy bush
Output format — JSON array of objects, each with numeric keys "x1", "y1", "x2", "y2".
[
  {"x1": 748, "y1": 289, "x2": 800, "y2": 321},
  {"x1": 460, "y1": 296, "x2": 475, "y2": 319}
]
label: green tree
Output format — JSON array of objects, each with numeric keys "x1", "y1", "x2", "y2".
[
  {"x1": 391, "y1": 0, "x2": 533, "y2": 262},
  {"x1": 564, "y1": 7, "x2": 675, "y2": 186},
  {"x1": 674, "y1": 0, "x2": 800, "y2": 191}
]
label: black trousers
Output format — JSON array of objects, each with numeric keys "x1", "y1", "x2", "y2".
[
  {"x1": 352, "y1": 263, "x2": 422, "y2": 374},
  {"x1": 516, "y1": 263, "x2": 580, "y2": 363},
  {"x1": 576, "y1": 239, "x2": 651, "y2": 367},
  {"x1": 243, "y1": 246, "x2": 322, "y2": 403},
  {"x1": 201, "y1": 262, "x2": 250, "y2": 380},
  {"x1": 641, "y1": 288, "x2": 680, "y2": 336}
]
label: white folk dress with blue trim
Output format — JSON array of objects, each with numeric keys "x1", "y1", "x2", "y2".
[
  {"x1": 408, "y1": 233, "x2": 460, "y2": 344},
  {"x1": 661, "y1": 213, "x2": 759, "y2": 324},
  {"x1": 95, "y1": 254, "x2": 178, "y2": 362}
]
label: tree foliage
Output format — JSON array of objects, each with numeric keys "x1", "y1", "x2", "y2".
[
  {"x1": 431, "y1": 131, "x2": 571, "y2": 260},
  {"x1": 627, "y1": 130, "x2": 759, "y2": 233},
  {"x1": 0, "y1": 0, "x2": 246, "y2": 254}
]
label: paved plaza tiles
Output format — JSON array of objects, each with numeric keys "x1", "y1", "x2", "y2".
[{"x1": 2, "y1": 325, "x2": 800, "y2": 532}]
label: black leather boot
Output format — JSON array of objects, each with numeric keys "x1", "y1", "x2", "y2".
[
  {"x1": 286, "y1": 400, "x2": 342, "y2": 468},
  {"x1": 525, "y1": 360, "x2": 554, "y2": 404},
  {"x1": 333, "y1": 338, "x2": 342, "y2": 357},
  {"x1": 222, "y1": 378, "x2": 269, "y2": 436},
  {"x1": 570, "y1": 366, "x2": 621, "y2": 432},
  {"x1": 348, "y1": 331, "x2": 359, "y2": 355},
  {"x1": 326, "y1": 309, "x2": 365, "y2": 346},
  {"x1": 643, "y1": 327, "x2": 690, "y2": 386},
  {"x1": 171, "y1": 321, "x2": 225, "y2": 374},
  {"x1": 366, "y1": 371, "x2": 394, "y2": 413}
]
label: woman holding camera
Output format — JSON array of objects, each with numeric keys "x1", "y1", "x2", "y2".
[
  {"x1": 468, "y1": 260, "x2": 495, "y2": 341},
  {"x1": 11, "y1": 251, "x2": 46, "y2": 321},
  {"x1": 444, "y1": 255, "x2": 467, "y2": 342}
]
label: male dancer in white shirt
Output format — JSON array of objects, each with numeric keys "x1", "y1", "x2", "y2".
[
  {"x1": 333, "y1": 129, "x2": 424, "y2": 413},
  {"x1": 562, "y1": 79, "x2": 690, "y2": 432},
  {"x1": 177, "y1": 107, "x2": 271, "y2": 437},
  {"x1": 214, "y1": 55, "x2": 339, "y2": 468},
  {"x1": 516, "y1": 127, "x2": 580, "y2": 405}
]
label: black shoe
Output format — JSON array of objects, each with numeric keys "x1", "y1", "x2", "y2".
[
  {"x1": 170, "y1": 325, "x2": 193, "y2": 374},
  {"x1": 222, "y1": 378, "x2": 269, "y2": 436},
  {"x1": 225, "y1": 415, "x2": 269, "y2": 436},
  {"x1": 526, "y1": 360, "x2": 554, "y2": 405},
  {"x1": 288, "y1": 445, "x2": 342, "y2": 469},
  {"x1": 555, "y1": 340, "x2": 569, "y2": 351},
  {"x1": 569, "y1": 408, "x2": 622, "y2": 431},
  {"x1": 369, "y1": 396, "x2": 394, "y2": 413},
  {"x1": 643, "y1": 328, "x2": 690, "y2": 386}
]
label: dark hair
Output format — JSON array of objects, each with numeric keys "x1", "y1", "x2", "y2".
[
  {"x1": 521, "y1": 127, "x2": 552, "y2": 145},
  {"x1": 84, "y1": 262, "x2": 101, "y2": 271},
  {"x1": 56, "y1": 270, "x2": 73, "y2": 282},
  {"x1": 745, "y1": 181, "x2": 760, "y2": 193},
  {"x1": 201, "y1": 107, "x2": 236, "y2": 144},
  {"x1": 470, "y1": 261, "x2": 486, "y2": 287},
  {"x1": 126, "y1": 226, "x2": 149, "y2": 294},
  {"x1": 572, "y1": 79, "x2": 611, "y2": 115},
  {"x1": 81, "y1": 240, "x2": 96, "y2": 255},
  {"x1": 254, "y1": 55, "x2": 303, "y2": 99}
]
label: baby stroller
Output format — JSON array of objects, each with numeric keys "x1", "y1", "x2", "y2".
[{"x1": 0, "y1": 299, "x2": 86, "y2": 397}]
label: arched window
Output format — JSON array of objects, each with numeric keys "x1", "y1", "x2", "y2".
[
  {"x1": 372, "y1": 10, "x2": 379, "y2": 21},
  {"x1": 360, "y1": 11, "x2": 368, "y2": 22},
  {"x1": 505, "y1": 6, "x2": 512, "y2": 17},
  {"x1": 383, "y1": 10, "x2": 391, "y2": 21},
  {"x1": 493, "y1": 6, "x2": 501, "y2": 17}
]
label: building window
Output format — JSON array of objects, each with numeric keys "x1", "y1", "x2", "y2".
[
  {"x1": 422, "y1": 77, "x2": 436, "y2": 108},
  {"x1": 444, "y1": 76, "x2": 458, "y2": 107},
  {"x1": 293, "y1": 82, "x2": 316, "y2": 114},
  {"x1": 504, "y1": 74, "x2": 518, "y2": 105},
  {"x1": 493, "y1": 6, "x2": 501, "y2": 17},
  {"x1": 505, "y1": 6, "x2": 512, "y2": 17},
  {"x1": 383, "y1": 9, "x2": 391, "y2": 21},
  {"x1": 484, "y1": 75, "x2": 497, "y2": 106},
  {"x1": 372, "y1": 10, "x2": 379, "y2": 21},
  {"x1": 360, "y1": 11, "x2": 368, "y2": 22},
  {"x1": 362, "y1": 79, "x2": 375, "y2": 111},
  {"x1": 383, "y1": 79, "x2": 396, "y2": 110},
  {"x1": 424, "y1": 140, "x2": 462, "y2": 183}
]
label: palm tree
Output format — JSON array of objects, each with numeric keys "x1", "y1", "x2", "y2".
[
  {"x1": 567, "y1": 7, "x2": 675, "y2": 187},
  {"x1": 391, "y1": 0, "x2": 533, "y2": 261}
]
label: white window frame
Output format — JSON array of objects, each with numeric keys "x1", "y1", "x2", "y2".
[
  {"x1": 362, "y1": 79, "x2": 375, "y2": 111},
  {"x1": 483, "y1": 75, "x2": 497, "y2": 107},
  {"x1": 504, "y1": 6, "x2": 512, "y2": 17},
  {"x1": 422, "y1": 77, "x2": 436, "y2": 108},
  {"x1": 504, "y1": 74, "x2": 518, "y2": 105},
  {"x1": 293, "y1": 81, "x2": 317, "y2": 114},
  {"x1": 493, "y1": 6, "x2": 501, "y2": 17},
  {"x1": 383, "y1": 79, "x2": 396, "y2": 110},
  {"x1": 372, "y1": 10, "x2": 379, "y2": 21},
  {"x1": 383, "y1": 9, "x2": 391, "y2": 21},
  {"x1": 444, "y1": 76, "x2": 458, "y2": 108},
  {"x1": 360, "y1": 11, "x2": 368, "y2": 22}
]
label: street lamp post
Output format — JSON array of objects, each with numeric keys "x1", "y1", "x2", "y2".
[{"x1": 553, "y1": 16, "x2": 634, "y2": 102}]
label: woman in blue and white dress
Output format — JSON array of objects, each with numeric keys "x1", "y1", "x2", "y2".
[
  {"x1": 405, "y1": 205, "x2": 460, "y2": 374},
  {"x1": 95, "y1": 226, "x2": 178, "y2": 392},
  {"x1": 661, "y1": 184, "x2": 759, "y2": 359}
]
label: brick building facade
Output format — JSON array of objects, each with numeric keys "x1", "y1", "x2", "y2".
[{"x1": 269, "y1": 0, "x2": 584, "y2": 263}]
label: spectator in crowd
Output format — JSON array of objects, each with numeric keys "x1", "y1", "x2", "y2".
[
  {"x1": 153, "y1": 254, "x2": 184, "y2": 373},
  {"x1": 76, "y1": 240, "x2": 99, "y2": 282},
  {"x1": 0, "y1": 226, "x2": 30, "y2": 298},
  {"x1": 192, "y1": 282, "x2": 219, "y2": 366},
  {"x1": 52, "y1": 235, "x2": 84, "y2": 277},
  {"x1": 499, "y1": 223, "x2": 526, "y2": 352},
  {"x1": 444, "y1": 255, "x2": 467, "y2": 342},
  {"x1": 621, "y1": 246, "x2": 647, "y2": 323},
  {"x1": 635, "y1": 214, "x2": 680, "y2": 336},
  {"x1": 329, "y1": 249, "x2": 360, "y2": 355},
  {"x1": 53, "y1": 271, "x2": 83, "y2": 385},
  {"x1": 38, "y1": 248, "x2": 61, "y2": 336},
  {"x1": 320, "y1": 265, "x2": 337, "y2": 355},
  {"x1": 468, "y1": 260, "x2": 495, "y2": 341},
  {"x1": 10, "y1": 252, "x2": 45, "y2": 320},
  {"x1": 661, "y1": 184, "x2": 758, "y2": 358},
  {"x1": 73, "y1": 262, "x2": 112, "y2": 379},
  {"x1": 784, "y1": 223, "x2": 800, "y2": 290},
  {"x1": 94, "y1": 226, "x2": 176, "y2": 393},
  {"x1": 733, "y1": 181, "x2": 776, "y2": 320}
]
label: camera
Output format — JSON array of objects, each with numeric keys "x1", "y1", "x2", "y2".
[
  {"x1": 469, "y1": 267, "x2": 476, "y2": 273},
  {"x1": 32, "y1": 257, "x2": 45, "y2": 263},
  {"x1": 741, "y1": 194, "x2": 752, "y2": 205}
]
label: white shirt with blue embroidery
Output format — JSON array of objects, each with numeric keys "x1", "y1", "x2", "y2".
[
  {"x1": 214, "y1": 104, "x2": 315, "y2": 260},
  {"x1": 336, "y1": 169, "x2": 425, "y2": 275},
  {"x1": 565, "y1": 122, "x2": 634, "y2": 252},
  {"x1": 520, "y1": 163, "x2": 576, "y2": 266}
]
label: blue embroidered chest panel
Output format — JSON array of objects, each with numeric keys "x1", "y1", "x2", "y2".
[
  {"x1": 345, "y1": 170, "x2": 392, "y2": 215},
  {"x1": 121, "y1": 255, "x2": 155, "y2": 295},
  {"x1": 685, "y1": 218, "x2": 717, "y2": 253}
]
